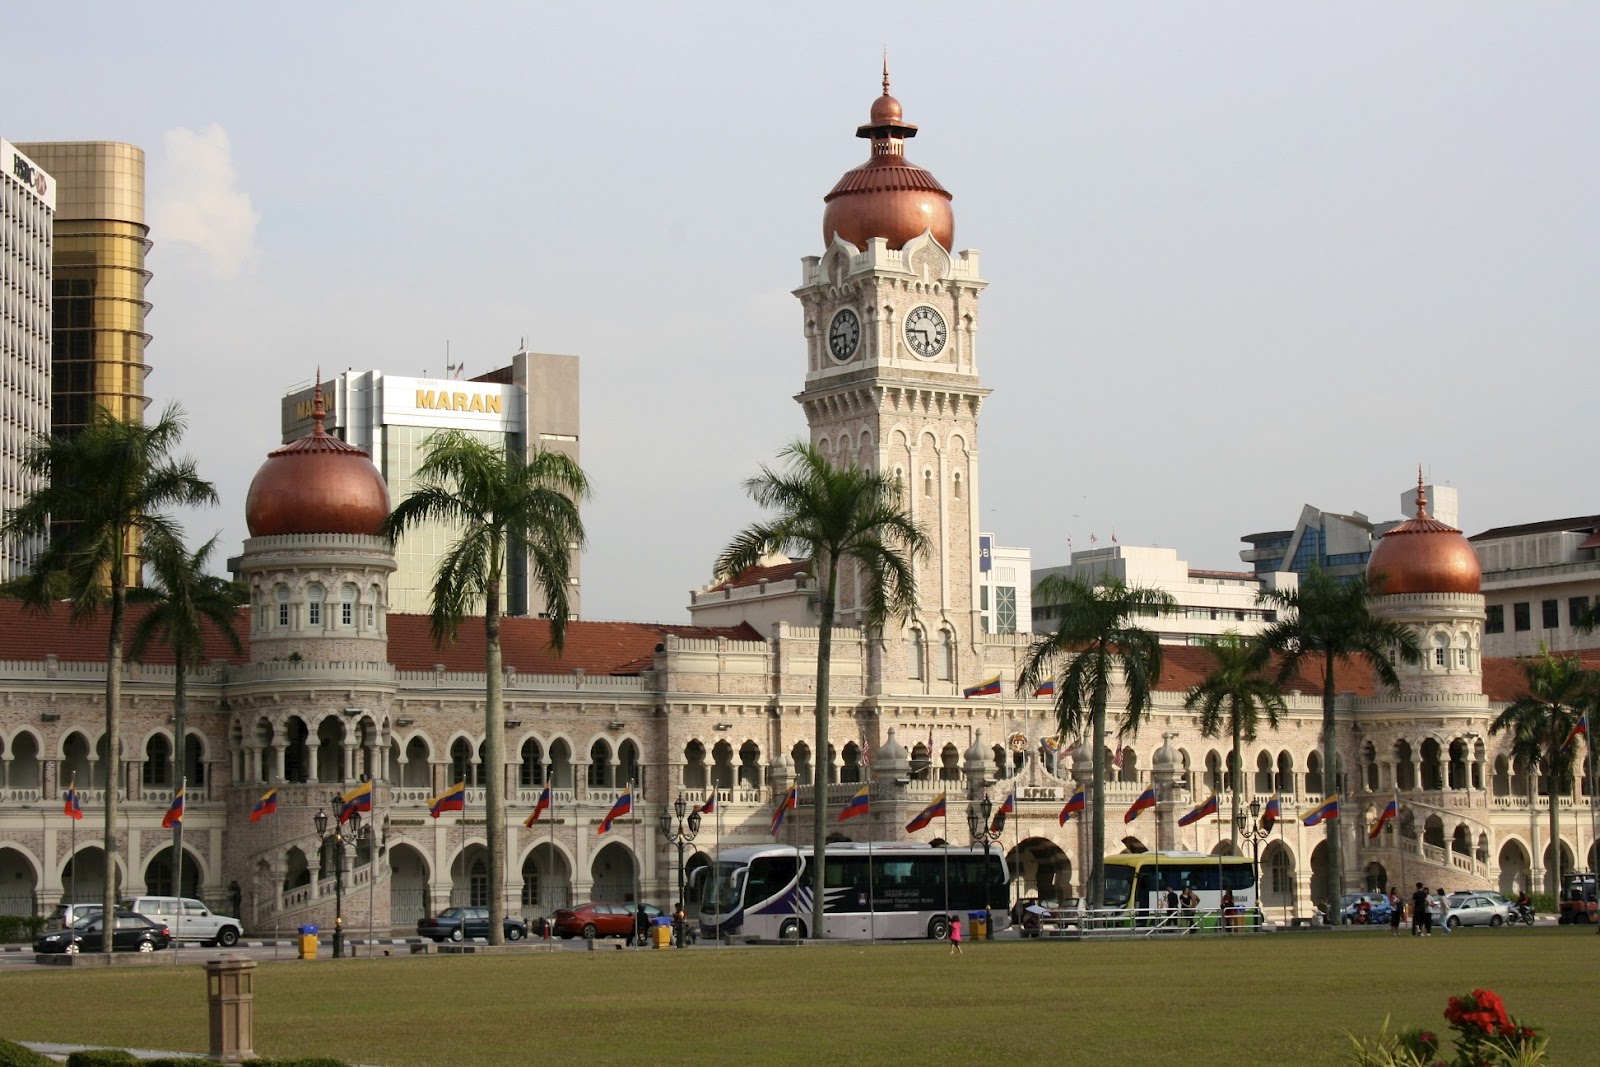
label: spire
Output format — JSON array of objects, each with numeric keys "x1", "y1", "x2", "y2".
[
  {"x1": 312, "y1": 369, "x2": 327, "y2": 434},
  {"x1": 882, "y1": 50, "x2": 891, "y2": 97},
  {"x1": 1415, "y1": 466, "x2": 1427, "y2": 519}
]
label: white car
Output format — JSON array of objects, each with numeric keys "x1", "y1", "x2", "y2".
[
  {"x1": 120, "y1": 896, "x2": 242, "y2": 946},
  {"x1": 1443, "y1": 892, "x2": 1514, "y2": 928}
]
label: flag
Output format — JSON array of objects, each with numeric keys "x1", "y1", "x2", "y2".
[
  {"x1": 429, "y1": 781, "x2": 466, "y2": 819},
  {"x1": 250, "y1": 788, "x2": 278, "y2": 823},
  {"x1": 1302, "y1": 796, "x2": 1339, "y2": 827},
  {"x1": 524, "y1": 785, "x2": 552, "y2": 827},
  {"x1": 1368, "y1": 798, "x2": 1398, "y2": 840},
  {"x1": 1058, "y1": 790, "x2": 1086, "y2": 826},
  {"x1": 63, "y1": 778, "x2": 83, "y2": 820},
  {"x1": 338, "y1": 780, "x2": 373, "y2": 824},
  {"x1": 1177, "y1": 794, "x2": 1218, "y2": 828},
  {"x1": 162, "y1": 785, "x2": 185, "y2": 829},
  {"x1": 696, "y1": 794, "x2": 716, "y2": 816},
  {"x1": 1564, "y1": 715, "x2": 1589, "y2": 753},
  {"x1": 1034, "y1": 679, "x2": 1056, "y2": 698},
  {"x1": 906, "y1": 792, "x2": 947, "y2": 833},
  {"x1": 839, "y1": 786, "x2": 870, "y2": 822},
  {"x1": 1124, "y1": 787, "x2": 1156, "y2": 823},
  {"x1": 1260, "y1": 796, "x2": 1281, "y2": 832},
  {"x1": 599, "y1": 787, "x2": 633, "y2": 834},
  {"x1": 1112, "y1": 748, "x2": 1125, "y2": 771},
  {"x1": 992, "y1": 790, "x2": 1016, "y2": 833},
  {"x1": 769, "y1": 785, "x2": 797, "y2": 836},
  {"x1": 963, "y1": 675, "x2": 1001, "y2": 698}
]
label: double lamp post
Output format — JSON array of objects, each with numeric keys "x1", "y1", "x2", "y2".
[
  {"x1": 659, "y1": 795, "x2": 700, "y2": 948},
  {"x1": 966, "y1": 791, "x2": 1003, "y2": 940},
  {"x1": 313, "y1": 794, "x2": 372, "y2": 959}
]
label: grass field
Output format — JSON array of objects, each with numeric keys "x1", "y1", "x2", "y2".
[{"x1": 2, "y1": 929, "x2": 1594, "y2": 1066}]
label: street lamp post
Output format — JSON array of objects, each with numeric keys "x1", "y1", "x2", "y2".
[
  {"x1": 1234, "y1": 797, "x2": 1271, "y2": 928},
  {"x1": 313, "y1": 796, "x2": 366, "y2": 960},
  {"x1": 658, "y1": 796, "x2": 700, "y2": 948},
  {"x1": 966, "y1": 792, "x2": 1003, "y2": 941}
]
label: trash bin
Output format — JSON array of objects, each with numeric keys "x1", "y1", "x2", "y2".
[
  {"x1": 968, "y1": 911, "x2": 986, "y2": 940},
  {"x1": 297, "y1": 924, "x2": 319, "y2": 960},
  {"x1": 651, "y1": 915, "x2": 673, "y2": 949}
]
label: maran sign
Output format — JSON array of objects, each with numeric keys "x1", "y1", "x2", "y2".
[{"x1": 382, "y1": 375, "x2": 516, "y2": 431}]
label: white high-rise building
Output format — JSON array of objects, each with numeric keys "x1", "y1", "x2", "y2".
[{"x1": 1, "y1": 139, "x2": 55, "y2": 582}]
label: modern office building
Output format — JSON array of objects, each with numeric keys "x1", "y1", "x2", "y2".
[
  {"x1": 1470, "y1": 515, "x2": 1600, "y2": 658},
  {"x1": 0, "y1": 139, "x2": 55, "y2": 582},
  {"x1": 1033, "y1": 544, "x2": 1294, "y2": 644},
  {"x1": 12, "y1": 142, "x2": 151, "y2": 434},
  {"x1": 280, "y1": 348, "x2": 581, "y2": 617},
  {"x1": 1240, "y1": 481, "x2": 1458, "y2": 583}
]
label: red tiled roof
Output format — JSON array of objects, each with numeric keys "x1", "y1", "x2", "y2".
[
  {"x1": 1152, "y1": 645, "x2": 1379, "y2": 698},
  {"x1": 0, "y1": 600, "x2": 253, "y2": 665},
  {"x1": 384, "y1": 614, "x2": 763, "y2": 675},
  {"x1": 705, "y1": 559, "x2": 812, "y2": 592}
]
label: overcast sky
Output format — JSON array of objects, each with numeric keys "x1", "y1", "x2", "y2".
[{"x1": 7, "y1": 3, "x2": 1595, "y2": 623}]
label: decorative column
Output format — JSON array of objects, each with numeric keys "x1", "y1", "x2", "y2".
[{"x1": 1152, "y1": 732, "x2": 1182, "y2": 853}]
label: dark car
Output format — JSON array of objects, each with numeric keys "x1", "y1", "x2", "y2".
[
  {"x1": 1340, "y1": 892, "x2": 1394, "y2": 926},
  {"x1": 36, "y1": 911, "x2": 171, "y2": 954},
  {"x1": 552, "y1": 902, "x2": 661, "y2": 940},
  {"x1": 416, "y1": 906, "x2": 528, "y2": 942}
]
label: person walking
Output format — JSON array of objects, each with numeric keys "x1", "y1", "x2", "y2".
[
  {"x1": 1411, "y1": 883, "x2": 1432, "y2": 936},
  {"x1": 1180, "y1": 884, "x2": 1199, "y2": 933},
  {"x1": 948, "y1": 916, "x2": 964, "y2": 955},
  {"x1": 1435, "y1": 888, "x2": 1452, "y2": 935},
  {"x1": 1388, "y1": 887, "x2": 1404, "y2": 936},
  {"x1": 1221, "y1": 888, "x2": 1236, "y2": 933}
]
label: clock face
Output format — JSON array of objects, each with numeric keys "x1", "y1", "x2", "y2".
[
  {"x1": 904, "y1": 305, "x2": 948, "y2": 358},
  {"x1": 827, "y1": 308, "x2": 860, "y2": 362}
]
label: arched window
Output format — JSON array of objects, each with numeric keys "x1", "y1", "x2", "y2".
[
  {"x1": 450, "y1": 738, "x2": 473, "y2": 786},
  {"x1": 738, "y1": 741, "x2": 762, "y2": 788},
  {"x1": 907, "y1": 630, "x2": 923, "y2": 680},
  {"x1": 367, "y1": 585, "x2": 380, "y2": 628},
  {"x1": 341, "y1": 585, "x2": 357, "y2": 627},
  {"x1": 520, "y1": 739, "x2": 544, "y2": 787},
  {"x1": 939, "y1": 743, "x2": 960, "y2": 781},
  {"x1": 682, "y1": 740, "x2": 708, "y2": 789},
  {"x1": 143, "y1": 735, "x2": 171, "y2": 787},
  {"x1": 952, "y1": 471, "x2": 962, "y2": 500},
  {"x1": 1433, "y1": 633, "x2": 1447, "y2": 668},
  {"x1": 791, "y1": 742, "x2": 812, "y2": 784},
  {"x1": 936, "y1": 630, "x2": 954, "y2": 681},
  {"x1": 923, "y1": 470, "x2": 933, "y2": 498},
  {"x1": 276, "y1": 585, "x2": 290, "y2": 628},
  {"x1": 307, "y1": 584, "x2": 325, "y2": 627},
  {"x1": 588, "y1": 741, "x2": 613, "y2": 788}
]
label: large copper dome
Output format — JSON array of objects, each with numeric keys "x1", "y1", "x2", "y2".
[
  {"x1": 821, "y1": 71, "x2": 954, "y2": 252},
  {"x1": 1367, "y1": 476, "x2": 1482, "y2": 596},
  {"x1": 245, "y1": 379, "x2": 390, "y2": 537}
]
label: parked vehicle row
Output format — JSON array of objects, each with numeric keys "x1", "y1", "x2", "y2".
[
  {"x1": 1341, "y1": 889, "x2": 1523, "y2": 929},
  {"x1": 45, "y1": 896, "x2": 241, "y2": 947},
  {"x1": 36, "y1": 910, "x2": 172, "y2": 954},
  {"x1": 416, "y1": 906, "x2": 528, "y2": 942}
]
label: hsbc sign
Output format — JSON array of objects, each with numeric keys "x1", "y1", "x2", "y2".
[{"x1": 2, "y1": 141, "x2": 54, "y2": 209}]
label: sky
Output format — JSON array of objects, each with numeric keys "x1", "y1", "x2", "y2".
[{"x1": 6, "y1": 3, "x2": 1596, "y2": 623}]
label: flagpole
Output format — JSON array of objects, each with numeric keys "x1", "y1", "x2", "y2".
[
  {"x1": 942, "y1": 802, "x2": 950, "y2": 934},
  {"x1": 629, "y1": 778, "x2": 639, "y2": 914},
  {"x1": 867, "y1": 813, "x2": 875, "y2": 946},
  {"x1": 714, "y1": 788, "x2": 722, "y2": 949},
  {"x1": 790, "y1": 784, "x2": 800, "y2": 942},
  {"x1": 69, "y1": 776, "x2": 78, "y2": 906},
  {"x1": 547, "y1": 765, "x2": 555, "y2": 941},
  {"x1": 174, "y1": 776, "x2": 185, "y2": 959}
]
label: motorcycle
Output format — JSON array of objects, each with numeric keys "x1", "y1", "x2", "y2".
[{"x1": 1510, "y1": 903, "x2": 1536, "y2": 926}]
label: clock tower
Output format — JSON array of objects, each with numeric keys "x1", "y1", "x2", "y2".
[{"x1": 794, "y1": 70, "x2": 991, "y2": 691}]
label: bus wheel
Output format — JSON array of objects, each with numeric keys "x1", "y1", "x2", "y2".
[
  {"x1": 929, "y1": 916, "x2": 950, "y2": 941},
  {"x1": 779, "y1": 918, "x2": 806, "y2": 941}
]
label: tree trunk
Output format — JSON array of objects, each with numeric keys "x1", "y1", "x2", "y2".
[
  {"x1": 103, "y1": 532, "x2": 126, "y2": 955},
  {"x1": 1089, "y1": 670, "x2": 1108, "y2": 909},
  {"x1": 1321, "y1": 656, "x2": 1340, "y2": 909},
  {"x1": 809, "y1": 560, "x2": 839, "y2": 940},
  {"x1": 1230, "y1": 709, "x2": 1242, "y2": 852},
  {"x1": 171, "y1": 661, "x2": 187, "y2": 895},
  {"x1": 1547, "y1": 743, "x2": 1562, "y2": 897},
  {"x1": 485, "y1": 572, "x2": 506, "y2": 946}
]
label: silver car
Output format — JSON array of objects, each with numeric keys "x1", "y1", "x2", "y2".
[{"x1": 1444, "y1": 892, "x2": 1514, "y2": 928}]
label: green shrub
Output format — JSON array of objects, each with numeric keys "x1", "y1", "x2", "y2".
[
  {"x1": 1530, "y1": 893, "x2": 1555, "y2": 915},
  {"x1": 0, "y1": 1037, "x2": 55, "y2": 1067},
  {"x1": 0, "y1": 915, "x2": 44, "y2": 943},
  {"x1": 65, "y1": 1051, "x2": 139, "y2": 1067}
]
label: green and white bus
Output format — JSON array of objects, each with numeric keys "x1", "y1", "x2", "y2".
[{"x1": 1100, "y1": 851, "x2": 1257, "y2": 929}]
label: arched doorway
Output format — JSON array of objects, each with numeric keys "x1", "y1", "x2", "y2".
[
  {"x1": 450, "y1": 845, "x2": 491, "y2": 907},
  {"x1": 0, "y1": 847, "x2": 39, "y2": 914},
  {"x1": 1543, "y1": 840, "x2": 1576, "y2": 895},
  {"x1": 1363, "y1": 862, "x2": 1388, "y2": 893},
  {"x1": 1259, "y1": 841, "x2": 1296, "y2": 913},
  {"x1": 388, "y1": 843, "x2": 429, "y2": 927},
  {"x1": 142, "y1": 846, "x2": 203, "y2": 897},
  {"x1": 1497, "y1": 840, "x2": 1530, "y2": 897},
  {"x1": 1309, "y1": 842, "x2": 1334, "y2": 905},
  {"x1": 590, "y1": 841, "x2": 637, "y2": 904},
  {"x1": 521, "y1": 843, "x2": 571, "y2": 914},
  {"x1": 1006, "y1": 837, "x2": 1072, "y2": 906},
  {"x1": 61, "y1": 847, "x2": 122, "y2": 904},
  {"x1": 684, "y1": 849, "x2": 713, "y2": 912}
]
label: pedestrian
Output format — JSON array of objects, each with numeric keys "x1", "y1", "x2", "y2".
[
  {"x1": 948, "y1": 915, "x2": 964, "y2": 955},
  {"x1": 1388, "y1": 887, "x2": 1404, "y2": 936},
  {"x1": 1165, "y1": 885, "x2": 1179, "y2": 924},
  {"x1": 1180, "y1": 884, "x2": 1199, "y2": 932},
  {"x1": 1435, "y1": 888, "x2": 1452, "y2": 935},
  {"x1": 636, "y1": 903, "x2": 649, "y2": 947},
  {"x1": 1221, "y1": 888, "x2": 1236, "y2": 933},
  {"x1": 1411, "y1": 882, "x2": 1431, "y2": 936}
]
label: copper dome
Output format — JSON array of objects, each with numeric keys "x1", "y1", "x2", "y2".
[
  {"x1": 1367, "y1": 475, "x2": 1482, "y2": 596},
  {"x1": 821, "y1": 70, "x2": 954, "y2": 252},
  {"x1": 245, "y1": 379, "x2": 390, "y2": 537}
]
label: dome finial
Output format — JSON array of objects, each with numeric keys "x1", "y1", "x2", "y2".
[
  {"x1": 1416, "y1": 466, "x2": 1427, "y2": 518},
  {"x1": 882, "y1": 50, "x2": 891, "y2": 96},
  {"x1": 312, "y1": 368, "x2": 328, "y2": 435}
]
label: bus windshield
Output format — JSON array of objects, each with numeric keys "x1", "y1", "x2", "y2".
[
  {"x1": 701, "y1": 863, "x2": 745, "y2": 916},
  {"x1": 1103, "y1": 866, "x2": 1135, "y2": 908}
]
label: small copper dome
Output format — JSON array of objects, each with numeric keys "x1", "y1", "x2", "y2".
[
  {"x1": 821, "y1": 70, "x2": 954, "y2": 252},
  {"x1": 1367, "y1": 474, "x2": 1482, "y2": 596},
  {"x1": 245, "y1": 378, "x2": 390, "y2": 537}
]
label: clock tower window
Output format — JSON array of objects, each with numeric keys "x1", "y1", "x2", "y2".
[
  {"x1": 923, "y1": 470, "x2": 933, "y2": 498},
  {"x1": 953, "y1": 471, "x2": 962, "y2": 500},
  {"x1": 907, "y1": 629, "x2": 924, "y2": 680}
]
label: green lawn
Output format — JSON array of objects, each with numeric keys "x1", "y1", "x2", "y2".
[{"x1": 2, "y1": 929, "x2": 1594, "y2": 1066}]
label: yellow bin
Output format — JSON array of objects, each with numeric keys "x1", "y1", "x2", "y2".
[
  {"x1": 969, "y1": 917, "x2": 986, "y2": 940},
  {"x1": 298, "y1": 934, "x2": 319, "y2": 960},
  {"x1": 651, "y1": 924, "x2": 672, "y2": 948}
]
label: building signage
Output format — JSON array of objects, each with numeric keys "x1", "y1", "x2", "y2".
[
  {"x1": 978, "y1": 535, "x2": 992, "y2": 573},
  {"x1": 381, "y1": 375, "x2": 517, "y2": 431},
  {"x1": 1, "y1": 140, "x2": 55, "y2": 209}
]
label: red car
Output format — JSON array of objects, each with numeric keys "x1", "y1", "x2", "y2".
[{"x1": 552, "y1": 902, "x2": 660, "y2": 940}]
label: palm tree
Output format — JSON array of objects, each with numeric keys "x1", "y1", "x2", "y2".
[
  {"x1": 0, "y1": 403, "x2": 215, "y2": 952},
  {"x1": 381, "y1": 431, "x2": 589, "y2": 946},
  {"x1": 1490, "y1": 648, "x2": 1596, "y2": 895},
  {"x1": 1255, "y1": 565, "x2": 1421, "y2": 905},
  {"x1": 717, "y1": 441, "x2": 927, "y2": 940},
  {"x1": 1184, "y1": 632, "x2": 1286, "y2": 850},
  {"x1": 127, "y1": 532, "x2": 244, "y2": 894},
  {"x1": 1017, "y1": 574, "x2": 1175, "y2": 909}
]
